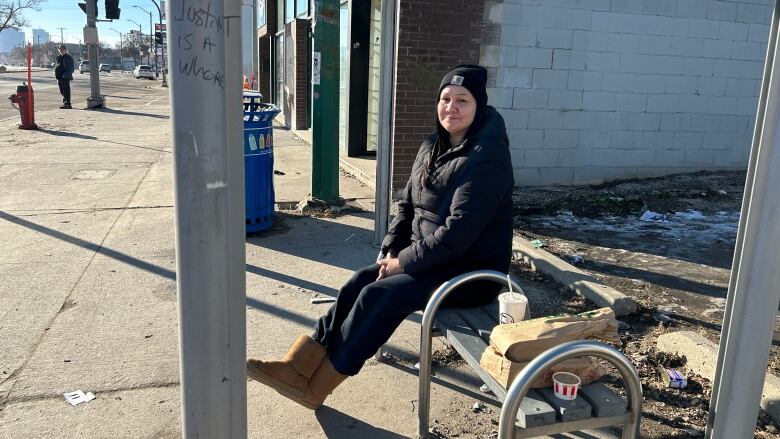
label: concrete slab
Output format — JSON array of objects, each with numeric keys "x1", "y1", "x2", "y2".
[
  {"x1": 657, "y1": 331, "x2": 780, "y2": 425},
  {"x1": 0, "y1": 262, "x2": 88, "y2": 387},
  {"x1": 99, "y1": 207, "x2": 176, "y2": 260},
  {"x1": 0, "y1": 210, "x2": 121, "y2": 264},
  {"x1": 0, "y1": 164, "x2": 149, "y2": 211},
  {"x1": 0, "y1": 387, "x2": 181, "y2": 439},
  {"x1": 5, "y1": 255, "x2": 179, "y2": 402}
]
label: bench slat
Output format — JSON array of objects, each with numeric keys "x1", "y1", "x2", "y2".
[
  {"x1": 538, "y1": 387, "x2": 593, "y2": 422},
  {"x1": 579, "y1": 382, "x2": 628, "y2": 418},
  {"x1": 436, "y1": 310, "x2": 556, "y2": 428},
  {"x1": 455, "y1": 307, "x2": 498, "y2": 343}
]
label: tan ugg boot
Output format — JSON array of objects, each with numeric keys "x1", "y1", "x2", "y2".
[
  {"x1": 297, "y1": 357, "x2": 348, "y2": 410},
  {"x1": 247, "y1": 335, "x2": 327, "y2": 401}
]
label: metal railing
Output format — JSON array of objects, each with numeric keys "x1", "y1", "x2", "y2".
[
  {"x1": 418, "y1": 270, "x2": 524, "y2": 438},
  {"x1": 498, "y1": 340, "x2": 642, "y2": 438}
]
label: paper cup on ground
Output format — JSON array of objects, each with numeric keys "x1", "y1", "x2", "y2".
[
  {"x1": 498, "y1": 292, "x2": 528, "y2": 324},
  {"x1": 553, "y1": 372, "x2": 581, "y2": 400}
]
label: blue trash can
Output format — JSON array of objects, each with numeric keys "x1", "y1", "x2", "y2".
[{"x1": 243, "y1": 92, "x2": 280, "y2": 233}]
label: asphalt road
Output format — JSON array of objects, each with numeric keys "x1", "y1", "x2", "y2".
[{"x1": 0, "y1": 68, "x2": 168, "y2": 125}]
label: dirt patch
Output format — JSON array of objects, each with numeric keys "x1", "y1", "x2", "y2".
[
  {"x1": 509, "y1": 170, "x2": 780, "y2": 438},
  {"x1": 513, "y1": 171, "x2": 745, "y2": 218}
]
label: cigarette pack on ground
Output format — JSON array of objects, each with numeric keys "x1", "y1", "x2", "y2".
[
  {"x1": 488, "y1": 307, "x2": 620, "y2": 363},
  {"x1": 660, "y1": 367, "x2": 688, "y2": 389},
  {"x1": 479, "y1": 347, "x2": 605, "y2": 389}
]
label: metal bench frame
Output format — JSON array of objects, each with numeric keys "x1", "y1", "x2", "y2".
[{"x1": 417, "y1": 270, "x2": 643, "y2": 439}]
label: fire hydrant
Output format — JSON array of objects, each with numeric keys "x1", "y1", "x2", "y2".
[{"x1": 9, "y1": 83, "x2": 38, "y2": 130}]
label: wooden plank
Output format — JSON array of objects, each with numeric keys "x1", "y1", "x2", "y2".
[
  {"x1": 455, "y1": 307, "x2": 497, "y2": 343},
  {"x1": 435, "y1": 310, "x2": 556, "y2": 428},
  {"x1": 538, "y1": 387, "x2": 593, "y2": 422},
  {"x1": 513, "y1": 412, "x2": 634, "y2": 439},
  {"x1": 578, "y1": 382, "x2": 628, "y2": 418}
]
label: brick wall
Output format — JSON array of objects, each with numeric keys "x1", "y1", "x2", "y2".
[
  {"x1": 391, "y1": 0, "x2": 493, "y2": 191},
  {"x1": 292, "y1": 19, "x2": 310, "y2": 130},
  {"x1": 482, "y1": 0, "x2": 771, "y2": 186}
]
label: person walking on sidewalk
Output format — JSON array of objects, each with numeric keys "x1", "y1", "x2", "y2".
[
  {"x1": 54, "y1": 45, "x2": 74, "y2": 109},
  {"x1": 247, "y1": 65, "x2": 515, "y2": 410}
]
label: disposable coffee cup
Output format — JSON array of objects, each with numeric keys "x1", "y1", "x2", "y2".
[
  {"x1": 498, "y1": 292, "x2": 528, "y2": 324},
  {"x1": 553, "y1": 372, "x2": 581, "y2": 400}
]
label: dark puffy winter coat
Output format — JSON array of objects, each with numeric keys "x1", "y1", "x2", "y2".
[
  {"x1": 55, "y1": 53, "x2": 74, "y2": 81},
  {"x1": 381, "y1": 107, "x2": 514, "y2": 275}
]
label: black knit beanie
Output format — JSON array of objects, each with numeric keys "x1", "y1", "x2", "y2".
[{"x1": 438, "y1": 64, "x2": 489, "y2": 111}]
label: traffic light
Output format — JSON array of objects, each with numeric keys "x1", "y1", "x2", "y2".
[
  {"x1": 78, "y1": 1, "x2": 98, "y2": 16},
  {"x1": 105, "y1": 0, "x2": 120, "y2": 20},
  {"x1": 154, "y1": 32, "x2": 163, "y2": 45}
]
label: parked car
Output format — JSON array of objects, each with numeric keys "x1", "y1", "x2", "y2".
[
  {"x1": 78, "y1": 60, "x2": 89, "y2": 73},
  {"x1": 133, "y1": 65, "x2": 155, "y2": 79},
  {"x1": 99, "y1": 63, "x2": 111, "y2": 73}
]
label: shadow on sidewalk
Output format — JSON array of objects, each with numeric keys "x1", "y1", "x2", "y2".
[
  {"x1": 40, "y1": 128, "x2": 97, "y2": 140},
  {"x1": 246, "y1": 264, "x2": 339, "y2": 297},
  {"x1": 97, "y1": 108, "x2": 170, "y2": 119},
  {"x1": 246, "y1": 213, "x2": 375, "y2": 272},
  {"x1": 315, "y1": 406, "x2": 408, "y2": 439}
]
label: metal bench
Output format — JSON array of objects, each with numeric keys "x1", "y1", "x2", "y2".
[{"x1": 417, "y1": 270, "x2": 643, "y2": 439}]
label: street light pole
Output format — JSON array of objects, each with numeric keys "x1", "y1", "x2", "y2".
[
  {"x1": 169, "y1": 0, "x2": 246, "y2": 436},
  {"x1": 148, "y1": 0, "x2": 167, "y2": 87},
  {"x1": 133, "y1": 6, "x2": 155, "y2": 70},
  {"x1": 129, "y1": 19, "x2": 146, "y2": 65},
  {"x1": 110, "y1": 28, "x2": 123, "y2": 72}
]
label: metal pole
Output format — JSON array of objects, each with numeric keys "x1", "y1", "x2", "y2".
[
  {"x1": 311, "y1": 0, "x2": 340, "y2": 202},
  {"x1": 418, "y1": 270, "x2": 527, "y2": 438},
  {"x1": 706, "y1": 1, "x2": 780, "y2": 435},
  {"x1": 148, "y1": 0, "x2": 167, "y2": 87},
  {"x1": 58, "y1": 27, "x2": 65, "y2": 45},
  {"x1": 497, "y1": 341, "x2": 642, "y2": 439},
  {"x1": 169, "y1": 0, "x2": 247, "y2": 436},
  {"x1": 110, "y1": 28, "x2": 123, "y2": 72},
  {"x1": 706, "y1": 2, "x2": 780, "y2": 436},
  {"x1": 373, "y1": 0, "x2": 397, "y2": 246},
  {"x1": 85, "y1": 0, "x2": 104, "y2": 108}
]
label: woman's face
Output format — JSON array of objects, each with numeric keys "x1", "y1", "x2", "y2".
[{"x1": 438, "y1": 85, "x2": 477, "y2": 138}]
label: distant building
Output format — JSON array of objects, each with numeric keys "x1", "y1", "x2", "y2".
[
  {"x1": 0, "y1": 29, "x2": 25, "y2": 53},
  {"x1": 31, "y1": 28, "x2": 49, "y2": 45}
]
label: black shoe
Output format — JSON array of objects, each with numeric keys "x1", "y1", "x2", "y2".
[{"x1": 59, "y1": 103, "x2": 72, "y2": 109}]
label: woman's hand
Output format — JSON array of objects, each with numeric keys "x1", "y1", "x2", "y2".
[{"x1": 376, "y1": 257, "x2": 403, "y2": 281}]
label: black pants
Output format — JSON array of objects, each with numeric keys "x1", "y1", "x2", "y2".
[
  {"x1": 313, "y1": 263, "x2": 501, "y2": 376},
  {"x1": 57, "y1": 79, "x2": 71, "y2": 104}
]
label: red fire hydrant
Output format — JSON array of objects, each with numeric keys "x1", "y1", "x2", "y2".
[{"x1": 9, "y1": 83, "x2": 38, "y2": 130}]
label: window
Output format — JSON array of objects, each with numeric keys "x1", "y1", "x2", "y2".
[
  {"x1": 258, "y1": 0, "x2": 266, "y2": 27},
  {"x1": 296, "y1": 0, "x2": 308, "y2": 18},
  {"x1": 286, "y1": 0, "x2": 294, "y2": 23},
  {"x1": 277, "y1": 0, "x2": 285, "y2": 30}
]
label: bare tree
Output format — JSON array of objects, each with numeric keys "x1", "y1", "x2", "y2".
[{"x1": 0, "y1": 0, "x2": 45, "y2": 34}]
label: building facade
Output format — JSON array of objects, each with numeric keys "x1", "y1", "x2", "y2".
[
  {"x1": 0, "y1": 29, "x2": 25, "y2": 53},
  {"x1": 31, "y1": 29, "x2": 50, "y2": 45},
  {"x1": 259, "y1": 0, "x2": 769, "y2": 190}
]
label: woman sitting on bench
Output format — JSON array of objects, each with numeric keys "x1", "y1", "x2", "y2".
[{"x1": 247, "y1": 65, "x2": 515, "y2": 410}]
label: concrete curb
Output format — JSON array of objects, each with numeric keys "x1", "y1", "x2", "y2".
[
  {"x1": 339, "y1": 156, "x2": 376, "y2": 189},
  {"x1": 657, "y1": 331, "x2": 780, "y2": 424},
  {"x1": 512, "y1": 237, "x2": 639, "y2": 316}
]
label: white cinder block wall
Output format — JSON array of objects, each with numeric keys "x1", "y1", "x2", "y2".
[{"x1": 481, "y1": 0, "x2": 771, "y2": 186}]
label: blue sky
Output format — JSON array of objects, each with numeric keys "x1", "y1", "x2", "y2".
[{"x1": 21, "y1": 1, "x2": 164, "y2": 47}]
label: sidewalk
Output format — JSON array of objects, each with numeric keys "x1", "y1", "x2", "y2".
[{"x1": 0, "y1": 96, "x2": 504, "y2": 438}]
